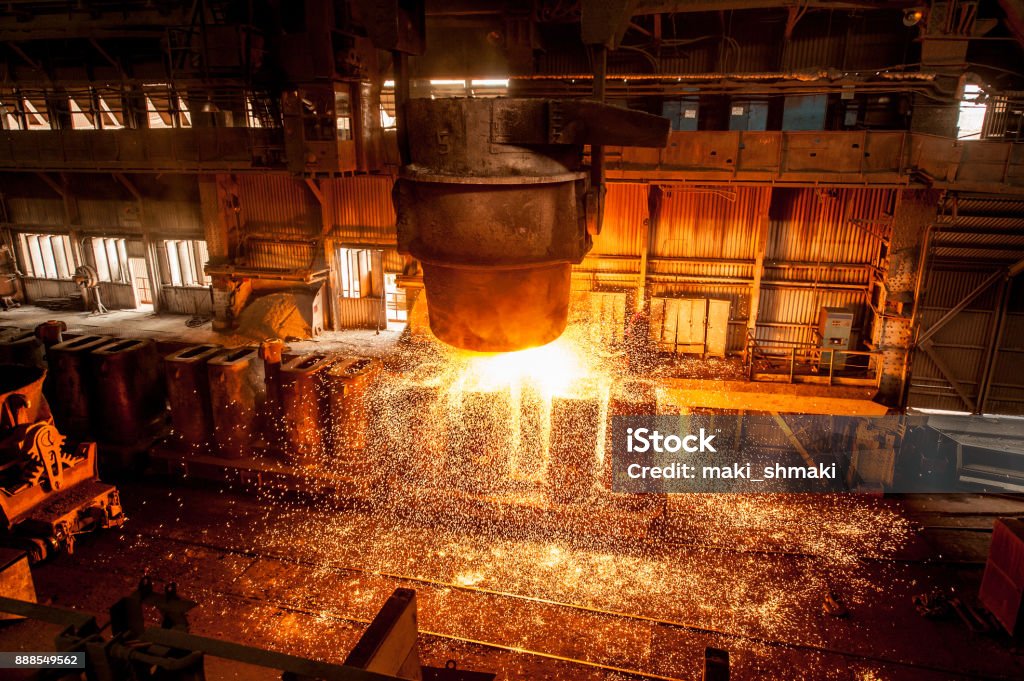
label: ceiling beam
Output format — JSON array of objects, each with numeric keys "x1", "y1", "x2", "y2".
[
  {"x1": 999, "y1": 0, "x2": 1024, "y2": 48},
  {"x1": 633, "y1": 0, "x2": 919, "y2": 14}
]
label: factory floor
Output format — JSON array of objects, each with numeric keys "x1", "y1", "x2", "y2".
[
  {"x1": 2, "y1": 478, "x2": 1023, "y2": 681},
  {"x1": 0, "y1": 305, "x2": 405, "y2": 356},
  {"x1": 2, "y1": 303, "x2": 1023, "y2": 679}
]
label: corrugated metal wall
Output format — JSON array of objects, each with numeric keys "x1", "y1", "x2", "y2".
[
  {"x1": 594, "y1": 183, "x2": 647, "y2": 257},
  {"x1": 147, "y1": 199, "x2": 202, "y2": 236},
  {"x1": 236, "y1": 175, "x2": 320, "y2": 270},
  {"x1": 5, "y1": 186, "x2": 198, "y2": 236},
  {"x1": 324, "y1": 175, "x2": 396, "y2": 243},
  {"x1": 989, "y1": 312, "x2": 1024, "y2": 415},
  {"x1": 76, "y1": 198, "x2": 137, "y2": 231},
  {"x1": 576, "y1": 184, "x2": 893, "y2": 355},
  {"x1": 6, "y1": 197, "x2": 64, "y2": 226},
  {"x1": 237, "y1": 175, "x2": 320, "y2": 237},
  {"x1": 766, "y1": 188, "x2": 887, "y2": 265},
  {"x1": 650, "y1": 186, "x2": 769, "y2": 352},
  {"x1": 655, "y1": 187, "x2": 768, "y2": 261},
  {"x1": 245, "y1": 241, "x2": 319, "y2": 270},
  {"x1": 96, "y1": 281, "x2": 137, "y2": 309},
  {"x1": 381, "y1": 246, "x2": 405, "y2": 273},
  {"x1": 906, "y1": 195, "x2": 1024, "y2": 415},
  {"x1": 907, "y1": 269, "x2": 1001, "y2": 413},
  {"x1": 336, "y1": 295, "x2": 388, "y2": 330},
  {"x1": 161, "y1": 286, "x2": 211, "y2": 315},
  {"x1": 21, "y1": 277, "x2": 78, "y2": 300},
  {"x1": 757, "y1": 187, "x2": 891, "y2": 348},
  {"x1": 576, "y1": 183, "x2": 646, "y2": 291}
]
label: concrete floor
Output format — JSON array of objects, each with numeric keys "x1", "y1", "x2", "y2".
[
  {"x1": 2, "y1": 303, "x2": 1023, "y2": 679},
  {"x1": 1, "y1": 479, "x2": 1022, "y2": 680},
  {"x1": 0, "y1": 305, "x2": 405, "y2": 357}
]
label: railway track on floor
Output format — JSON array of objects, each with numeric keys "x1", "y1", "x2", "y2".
[
  {"x1": 132, "y1": 529, "x2": 1019, "y2": 681},
  {"x1": 208, "y1": 588, "x2": 688, "y2": 681}
]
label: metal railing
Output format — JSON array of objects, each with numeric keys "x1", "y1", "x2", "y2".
[{"x1": 744, "y1": 332, "x2": 883, "y2": 387}]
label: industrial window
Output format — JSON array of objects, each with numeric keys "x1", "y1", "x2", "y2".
[
  {"x1": 146, "y1": 96, "x2": 172, "y2": 129},
  {"x1": 96, "y1": 93, "x2": 124, "y2": 129},
  {"x1": 380, "y1": 83, "x2": 397, "y2": 130},
  {"x1": 69, "y1": 98, "x2": 96, "y2": 130},
  {"x1": 958, "y1": 84, "x2": 987, "y2": 140},
  {"x1": 162, "y1": 239, "x2": 210, "y2": 287},
  {"x1": 2, "y1": 97, "x2": 51, "y2": 130},
  {"x1": 335, "y1": 90, "x2": 352, "y2": 140},
  {"x1": 89, "y1": 237, "x2": 131, "y2": 283},
  {"x1": 338, "y1": 248, "x2": 375, "y2": 298},
  {"x1": 377, "y1": 78, "x2": 508, "y2": 130},
  {"x1": 17, "y1": 233, "x2": 74, "y2": 279},
  {"x1": 245, "y1": 97, "x2": 263, "y2": 128},
  {"x1": 467, "y1": 79, "x2": 510, "y2": 97}
]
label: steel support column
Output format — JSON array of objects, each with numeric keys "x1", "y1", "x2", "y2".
[
  {"x1": 911, "y1": 1, "x2": 972, "y2": 138},
  {"x1": 308, "y1": 177, "x2": 340, "y2": 332},
  {"x1": 874, "y1": 188, "x2": 940, "y2": 407},
  {"x1": 199, "y1": 173, "x2": 245, "y2": 332},
  {"x1": 977, "y1": 278, "x2": 1012, "y2": 414},
  {"x1": 745, "y1": 188, "x2": 772, "y2": 362},
  {"x1": 640, "y1": 185, "x2": 661, "y2": 310}
]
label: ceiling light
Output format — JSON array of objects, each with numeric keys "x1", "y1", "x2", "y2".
[{"x1": 903, "y1": 9, "x2": 925, "y2": 27}]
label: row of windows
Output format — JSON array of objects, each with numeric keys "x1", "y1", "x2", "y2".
[
  {"x1": 3, "y1": 81, "x2": 511, "y2": 134},
  {"x1": 1, "y1": 94, "x2": 277, "y2": 131},
  {"x1": 15, "y1": 233, "x2": 210, "y2": 287}
]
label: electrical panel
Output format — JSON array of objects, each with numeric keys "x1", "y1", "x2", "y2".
[
  {"x1": 728, "y1": 101, "x2": 768, "y2": 131},
  {"x1": 662, "y1": 99, "x2": 700, "y2": 131},
  {"x1": 782, "y1": 94, "x2": 828, "y2": 131},
  {"x1": 818, "y1": 306, "x2": 854, "y2": 369}
]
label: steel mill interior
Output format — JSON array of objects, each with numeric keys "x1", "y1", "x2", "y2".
[{"x1": 2, "y1": 1, "x2": 1024, "y2": 680}]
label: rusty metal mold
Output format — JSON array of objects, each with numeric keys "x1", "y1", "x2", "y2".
[
  {"x1": 606, "y1": 380, "x2": 658, "y2": 490},
  {"x1": 207, "y1": 347, "x2": 265, "y2": 460},
  {"x1": 90, "y1": 339, "x2": 165, "y2": 445},
  {"x1": 164, "y1": 344, "x2": 223, "y2": 450},
  {"x1": 45, "y1": 335, "x2": 112, "y2": 437},
  {"x1": 448, "y1": 388, "x2": 514, "y2": 493},
  {"x1": 327, "y1": 357, "x2": 381, "y2": 468},
  {"x1": 547, "y1": 385, "x2": 602, "y2": 504},
  {"x1": 279, "y1": 352, "x2": 335, "y2": 466}
]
